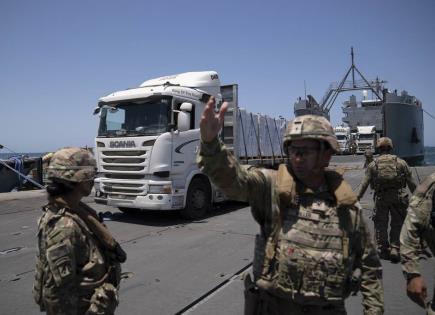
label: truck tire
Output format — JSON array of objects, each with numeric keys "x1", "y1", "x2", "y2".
[
  {"x1": 180, "y1": 178, "x2": 211, "y2": 220},
  {"x1": 118, "y1": 207, "x2": 139, "y2": 214}
]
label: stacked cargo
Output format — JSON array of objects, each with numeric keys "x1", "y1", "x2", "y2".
[{"x1": 220, "y1": 86, "x2": 289, "y2": 167}]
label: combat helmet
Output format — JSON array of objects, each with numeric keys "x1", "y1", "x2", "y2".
[
  {"x1": 283, "y1": 115, "x2": 339, "y2": 153},
  {"x1": 377, "y1": 137, "x2": 393, "y2": 150},
  {"x1": 46, "y1": 147, "x2": 96, "y2": 184}
]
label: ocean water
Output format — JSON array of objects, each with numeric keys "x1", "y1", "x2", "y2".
[
  {"x1": 424, "y1": 146, "x2": 435, "y2": 165},
  {"x1": 0, "y1": 152, "x2": 46, "y2": 159}
]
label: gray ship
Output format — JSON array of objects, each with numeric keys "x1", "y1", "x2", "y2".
[{"x1": 294, "y1": 48, "x2": 424, "y2": 165}]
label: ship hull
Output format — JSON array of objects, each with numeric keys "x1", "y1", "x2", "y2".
[{"x1": 383, "y1": 102, "x2": 424, "y2": 165}]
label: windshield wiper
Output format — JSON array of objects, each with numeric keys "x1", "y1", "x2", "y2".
[
  {"x1": 125, "y1": 132, "x2": 146, "y2": 137},
  {"x1": 100, "y1": 134, "x2": 118, "y2": 138}
]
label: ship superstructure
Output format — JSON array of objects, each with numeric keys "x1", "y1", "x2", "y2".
[{"x1": 293, "y1": 48, "x2": 424, "y2": 164}]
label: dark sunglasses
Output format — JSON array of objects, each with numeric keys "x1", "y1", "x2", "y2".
[{"x1": 288, "y1": 146, "x2": 320, "y2": 157}]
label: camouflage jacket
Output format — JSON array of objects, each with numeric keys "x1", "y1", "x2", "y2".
[
  {"x1": 33, "y1": 198, "x2": 119, "y2": 314},
  {"x1": 357, "y1": 154, "x2": 416, "y2": 200},
  {"x1": 198, "y1": 138, "x2": 384, "y2": 315},
  {"x1": 400, "y1": 172, "x2": 435, "y2": 277}
]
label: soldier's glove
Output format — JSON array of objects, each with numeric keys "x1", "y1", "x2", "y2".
[{"x1": 86, "y1": 283, "x2": 119, "y2": 315}]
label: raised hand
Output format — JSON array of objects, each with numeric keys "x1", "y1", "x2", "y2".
[{"x1": 200, "y1": 96, "x2": 228, "y2": 142}]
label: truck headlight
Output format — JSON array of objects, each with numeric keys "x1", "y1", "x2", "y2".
[{"x1": 148, "y1": 185, "x2": 172, "y2": 194}]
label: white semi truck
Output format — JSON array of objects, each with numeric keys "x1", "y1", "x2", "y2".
[
  {"x1": 334, "y1": 126, "x2": 351, "y2": 154},
  {"x1": 356, "y1": 125, "x2": 377, "y2": 153},
  {"x1": 93, "y1": 71, "x2": 289, "y2": 219}
]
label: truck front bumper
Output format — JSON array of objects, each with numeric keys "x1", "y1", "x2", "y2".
[{"x1": 94, "y1": 191, "x2": 184, "y2": 211}]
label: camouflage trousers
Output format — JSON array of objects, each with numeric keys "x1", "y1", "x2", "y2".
[
  {"x1": 373, "y1": 194, "x2": 408, "y2": 251},
  {"x1": 251, "y1": 290, "x2": 346, "y2": 315}
]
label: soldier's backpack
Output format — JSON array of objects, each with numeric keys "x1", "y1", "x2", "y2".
[{"x1": 374, "y1": 155, "x2": 402, "y2": 189}]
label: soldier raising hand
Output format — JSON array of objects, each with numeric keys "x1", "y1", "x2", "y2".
[
  {"x1": 198, "y1": 113, "x2": 384, "y2": 315},
  {"x1": 200, "y1": 96, "x2": 228, "y2": 143}
]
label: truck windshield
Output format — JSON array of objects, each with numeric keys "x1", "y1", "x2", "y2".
[
  {"x1": 98, "y1": 97, "x2": 171, "y2": 137},
  {"x1": 336, "y1": 135, "x2": 347, "y2": 140},
  {"x1": 358, "y1": 134, "x2": 374, "y2": 140}
]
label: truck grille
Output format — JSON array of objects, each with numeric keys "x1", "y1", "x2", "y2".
[
  {"x1": 103, "y1": 186, "x2": 143, "y2": 194},
  {"x1": 98, "y1": 148, "x2": 150, "y2": 197},
  {"x1": 101, "y1": 182, "x2": 145, "y2": 196},
  {"x1": 103, "y1": 158, "x2": 145, "y2": 164},
  {"x1": 107, "y1": 194, "x2": 136, "y2": 200},
  {"x1": 99, "y1": 149, "x2": 148, "y2": 173},
  {"x1": 103, "y1": 165, "x2": 144, "y2": 171},
  {"x1": 104, "y1": 183, "x2": 142, "y2": 188},
  {"x1": 102, "y1": 150, "x2": 146, "y2": 156},
  {"x1": 104, "y1": 174, "x2": 145, "y2": 180}
]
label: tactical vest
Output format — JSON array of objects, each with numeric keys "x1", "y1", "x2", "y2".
[
  {"x1": 408, "y1": 173, "x2": 435, "y2": 254},
  {"x1": 256, "y1": 164, "x2": 360, "y2": 305},
  {"x1": 33, "y1": 205, "x2": 119, "y2": 311},
  {"x1": 373, "y1": 155, "x2": 404, "y2": 190}
]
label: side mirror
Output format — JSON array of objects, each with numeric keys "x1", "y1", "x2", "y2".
[
  {"x1": 178, "y1": 111, "x2": 191, "y2": 132},
  {"x1": 93, "y1": 107, "x2": 101, "y2": 115},
  {"x1": 180, "y1": 102, "x2": 193, "y2": 112}
]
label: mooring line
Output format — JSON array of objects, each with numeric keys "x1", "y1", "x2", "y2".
[{"x1": 174, "y1": 262, "x2": 252, "y2": 315}]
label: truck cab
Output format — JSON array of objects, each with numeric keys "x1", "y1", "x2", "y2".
[
  {"x1": 334, "y1": 126, "x2": 351, "y2": 154},
  {"x1": 356, "y1": 125, "x2": 377, "y2": 154},
  {"x1": 93, "y1": 71, "x2": 225, "y2": 219}
]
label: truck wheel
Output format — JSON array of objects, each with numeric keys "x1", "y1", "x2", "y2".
[
  {"x1": 118, "y1": 207, "x2": 139, "y2": 214},
  {"x1": 180, "y1": 178, "x2": 211, "y2": 219}
]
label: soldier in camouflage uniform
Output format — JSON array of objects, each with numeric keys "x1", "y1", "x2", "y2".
[
  {"x1": 364, "y1": 150, "x2": 374, "y2": 168},
  {"x1": 33, "y1": 148, "x2": 127, "y2": 315},
  {"x1": 198, "y1": 96, "x2": 384, "y2": 315},
  {"x1": 357, "y1": 137, "x2": 416, "y2": 262},
  {"x1": 400, "y1": 172, "x2": 435, "y2": 314},
  {"x1": 350, "y1": 141, "x2": 357, "y2": 155}
]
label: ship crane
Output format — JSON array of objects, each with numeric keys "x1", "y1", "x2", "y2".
[
  {"x1": 320, "y1": 47, "x2": 386, "y2": 115},
  {"x1": 293, "y1": 48, "x2": 425, "y2": 165}
]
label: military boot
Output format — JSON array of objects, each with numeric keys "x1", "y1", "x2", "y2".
[
  {"x1": 377, "y1": 247, "x2": 390, "y2": 260},
  {"x1": 390, "y1": 247, "x2": 400, "y2": 263}
]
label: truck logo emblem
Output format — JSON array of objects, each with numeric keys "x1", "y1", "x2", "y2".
[
  {"x1": 109, "y1": 140, "x2": 136, "y2": 148},
  {"x1": 210, "y1": 74, "x2": 219, "y2": 80}
]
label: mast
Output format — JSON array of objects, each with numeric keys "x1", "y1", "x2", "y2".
[{"x1": 351, "y1": 47, "x2": 355, "y2": 87}]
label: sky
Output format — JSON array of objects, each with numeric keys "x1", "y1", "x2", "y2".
[{"x1": 1, "y1": 0, "x2": 435, "y2": 152}]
